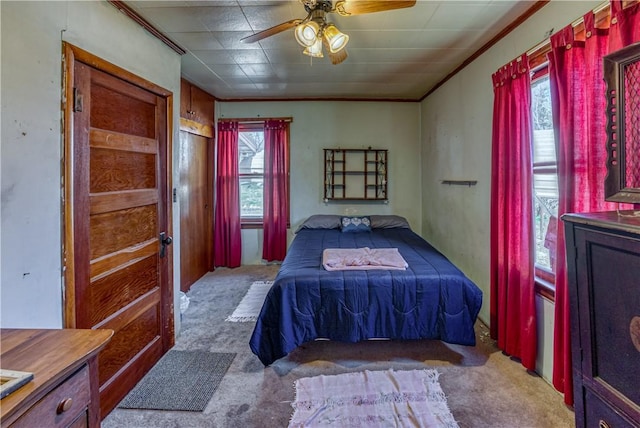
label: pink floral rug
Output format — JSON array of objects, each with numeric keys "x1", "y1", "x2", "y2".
[{"x1": 289, "y1": 369, "x2": 459, "y2": 427}]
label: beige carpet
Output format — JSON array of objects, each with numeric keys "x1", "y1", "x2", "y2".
[{"x1": 103, "y1": 265, "x2": 575, "y2": 428}]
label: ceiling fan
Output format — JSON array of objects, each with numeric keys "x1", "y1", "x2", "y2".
[{"x1": 240, "y1": 0, "x2": 417, "y2": 64}]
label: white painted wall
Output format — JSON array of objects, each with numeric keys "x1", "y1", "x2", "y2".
[
  {"x1": 419, "y1": 0, "x2": 602, "y2": 381},
  {"x1": 217, "y1": 101, "x2": 421, "y2": 264},
  {"x1": 0, "y1": 1, "x2": 182, "y2": 330}
]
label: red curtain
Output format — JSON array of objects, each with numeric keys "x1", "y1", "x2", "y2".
[
  {"x1": 262, "y1": 120, "x2": 289, "y2": 262},
  {"x1": 490, "y1": 54, "x2": 537, "y2": 371},
  {"x1": 549, "y1": 2, "x2": 640, "y2": 405},
  {"x1": 213, "y1": 121, "x2": 242, "y2": 268},
  {"x1": 609, "y1": 0, "x2": 640, "y2": 50}
]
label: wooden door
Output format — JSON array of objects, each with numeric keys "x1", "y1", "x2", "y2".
[
  {"x1": 179, "y1": 131, "x2": 213, "y2": 292},
  {"x1": 63, "y1": 44, "x2": 174, "y2": 419}
]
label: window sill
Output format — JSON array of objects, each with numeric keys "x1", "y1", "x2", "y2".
[
  {"x1": 535, "y1": 277, "x2": 555, "y2": 301},
  {"x1": 240, "y1": 219, "x2": 291, "y2": 230},
  {"x1": 241, "y1": 219, "x2": 263, "y2": 229}
]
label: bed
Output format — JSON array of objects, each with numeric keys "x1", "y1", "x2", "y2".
[{"x1": 249, "y1": 215, "x2": 483, "y2": 366}]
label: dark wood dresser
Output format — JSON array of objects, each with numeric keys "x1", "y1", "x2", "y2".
[
  {"x1": 0, "y1": 329, "x2": 113, "y2": 428},
  {"x1": 563, "y1": 211, "x2": 640, "y2": 427}
]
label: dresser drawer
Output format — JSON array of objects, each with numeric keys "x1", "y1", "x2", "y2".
[
  {"x1": 584, "y1": 389, "x2": 638, "y2": 428},
  {"x1": 579, "y1": 230, "x2": 640, "y2": 406},
  {"x1": 10, "y1": 365, "x2": 90, "y2": 428}
]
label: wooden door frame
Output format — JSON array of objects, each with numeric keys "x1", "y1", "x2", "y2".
[{"x1": 61, "y1": 42, "x2": 175, "y2": 349}]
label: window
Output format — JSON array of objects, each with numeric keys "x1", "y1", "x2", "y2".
[
  {"x1": 238, "y1": 123, "x2": 265, "y2": 226},
  {"x1": 531, "y1": 70, "x2": 558, "y2": 290},
  {"x1": 236, "y1": 121, "x2": 291, "y2": 229}
]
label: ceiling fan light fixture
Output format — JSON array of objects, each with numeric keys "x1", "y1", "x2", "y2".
[
  {"x1": 323, "y1": 24, "x2": 349, "y2": 53},
  {"x1": 294, "y1": 21, "x2": 320, "y2": 48},
  {"x1": 303, "y1": 37, "x2": 324, "y2": 58}
]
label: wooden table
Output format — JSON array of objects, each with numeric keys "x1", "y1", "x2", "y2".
[{"x1": 0, "y1": 329, "x2": 113, "y2": 428}]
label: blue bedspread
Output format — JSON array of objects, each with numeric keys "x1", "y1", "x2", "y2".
[{"x1": 249, "y1": 228, "x2": 483, "y2": 366}]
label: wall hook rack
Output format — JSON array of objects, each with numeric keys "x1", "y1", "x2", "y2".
[{"x1": 441, "y1": 180, "x2": 477, "y2": 187}]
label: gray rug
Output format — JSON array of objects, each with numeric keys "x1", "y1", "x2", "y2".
[{"x1": 118, "y1": 350, "x2": 236, "y2": 412}]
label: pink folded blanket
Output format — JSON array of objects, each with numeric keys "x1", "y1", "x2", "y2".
[{"x1": 322, "y1": 247, "x2": 408, "y2": 271}]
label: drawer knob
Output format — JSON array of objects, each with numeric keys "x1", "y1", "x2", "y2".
[
  {"x1": 599, "y1": 420, "x2": 611, "y2": 428},
  {"x1": 56, "y1": 398, "x2": 73, "y2": 414}
]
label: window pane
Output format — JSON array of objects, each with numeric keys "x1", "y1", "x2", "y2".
[
  {"x1": 240, "y1": 177, "x2": 263, "y2": 218},
  {"x1": 238, "y1": 131, "x2": 264, "y2": 175},
  {"x1": 531, "y1": 75, "x2": 558, "y2": 272}
]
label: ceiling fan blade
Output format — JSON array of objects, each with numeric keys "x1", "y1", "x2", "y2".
[
  {"x1": 333, "y1": 0, "x2": 416, "y2": 16},
  {"x1": 241, "y1": 19, "x2": 303, "y2": 44}
]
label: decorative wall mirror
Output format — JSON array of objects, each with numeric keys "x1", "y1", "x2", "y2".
[{"x1": 604, "y1": 41, "x2": 640, "y2": 203}]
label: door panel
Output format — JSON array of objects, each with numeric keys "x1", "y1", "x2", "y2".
[
  {"x1": 89, "y1": 72, "x2": 157, "y2": 137},
  {"x1": 90, "y1": 256, "x2": 159, "y2": 325},
  {"x1": 69, "y1": 57, "x2": 172, "y2": 418},
  {"x1": 97, "y1": 303, "x2": 161, "y2": 385},
  {"x1": 90, "y1": 147, "x2": 157, "y2": 191},
  {"x1": 179, "y1": 131, "x2": 213, "y2": 291}
]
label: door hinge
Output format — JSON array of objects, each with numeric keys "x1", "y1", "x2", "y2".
[{"x1": 73, "y1": 88, "x2": 83, "y2": 112}]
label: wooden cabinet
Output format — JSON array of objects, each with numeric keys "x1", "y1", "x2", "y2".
[
  {"x1": 0, "y1": 329, "x2": 113, "y2": 428},
  {"x1": 323, "y1": 148, "x2": 388, "y2": 201},
  {"x1": 563, "y1": 212, "x2": 640, "y2": 428},
  {"x1": 180, "y1": 79, "x2": 214, "y2": 128}
]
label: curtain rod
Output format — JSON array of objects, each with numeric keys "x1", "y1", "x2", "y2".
[
  {"x1": 218, "y1": 117, "x2": 293, "y2": 123},
  {"x1": 526, "y1": 0, "x2": 609, "y2": 56}
]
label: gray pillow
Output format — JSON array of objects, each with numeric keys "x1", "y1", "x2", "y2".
[
  {"x1": 295, "y1": 215, "x2": 342, "y2": 233},
  {"x1": 370, "y1": 215, "x2": 411, "y2": 229}
]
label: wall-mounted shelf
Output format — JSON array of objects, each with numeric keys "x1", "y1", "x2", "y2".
[{"x1": 324, "y1": 148, "x2": 388, "y2": 201}]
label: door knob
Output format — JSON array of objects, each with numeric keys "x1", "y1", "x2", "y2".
[{"x1": 160, "y1": 232, "x2": 173, "y2": 258}]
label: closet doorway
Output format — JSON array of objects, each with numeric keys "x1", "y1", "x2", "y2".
[{"x1": 178, "y1": 129, "x2": 214, "y2": 292}]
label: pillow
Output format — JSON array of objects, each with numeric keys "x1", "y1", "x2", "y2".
[
  {"x1": 340, "y1": 216, "x2": 372, "y2": 233},
  {"x1": 295, "y1": 215, "x2": 342, "y2": 233},
  {"x1": 370, "y1": 215, "x2": 411, "y2": 229}
]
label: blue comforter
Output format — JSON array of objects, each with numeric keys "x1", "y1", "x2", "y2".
[{"x1": 249, "y1": 228, "x2": 483, "y2": 366}]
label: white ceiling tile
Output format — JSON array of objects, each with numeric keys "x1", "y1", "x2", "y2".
[
  {"x1": 263, "y1": 48, "x2": 317, "y2": 64},
  {"x1": 241, "y1": 63, "x2": 278, "y2": 77},
  {"x1": 220, "y1": 76, "x2": 258, "y2": 85},
  {"x1": 198, "y1": 6, "x2": 254, "y2": 31},
  {"x1": 125, "y1": 0, "x2": 534, "y2": 100},
  {"x1": 190, "y1": 49, "x2": 237, "y2": 64},
  {"x1": 132, "y1": 6, "x2": 210, "y2": 32},
  {"x1": 207, "y1": 63, "x2": 248, "y2": 77},
  {"x1": 213, "y1": 31, "x2": 263, "y2": 49},
  {"x1": 428, "y1": 1, "x2": 501, "y2": 30},
  {"x1": 133, "y1": 1, "x2": 190, "y2": 8},
  {"x1": 167, "y1": 32, "x2": 224, "y2": 50},
  {"x1": 226, "y1": 49, "x2": 271, "y2": 64},
  {"x1": 241, "y1": 3, "x2": 299, "y2": 31}
]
